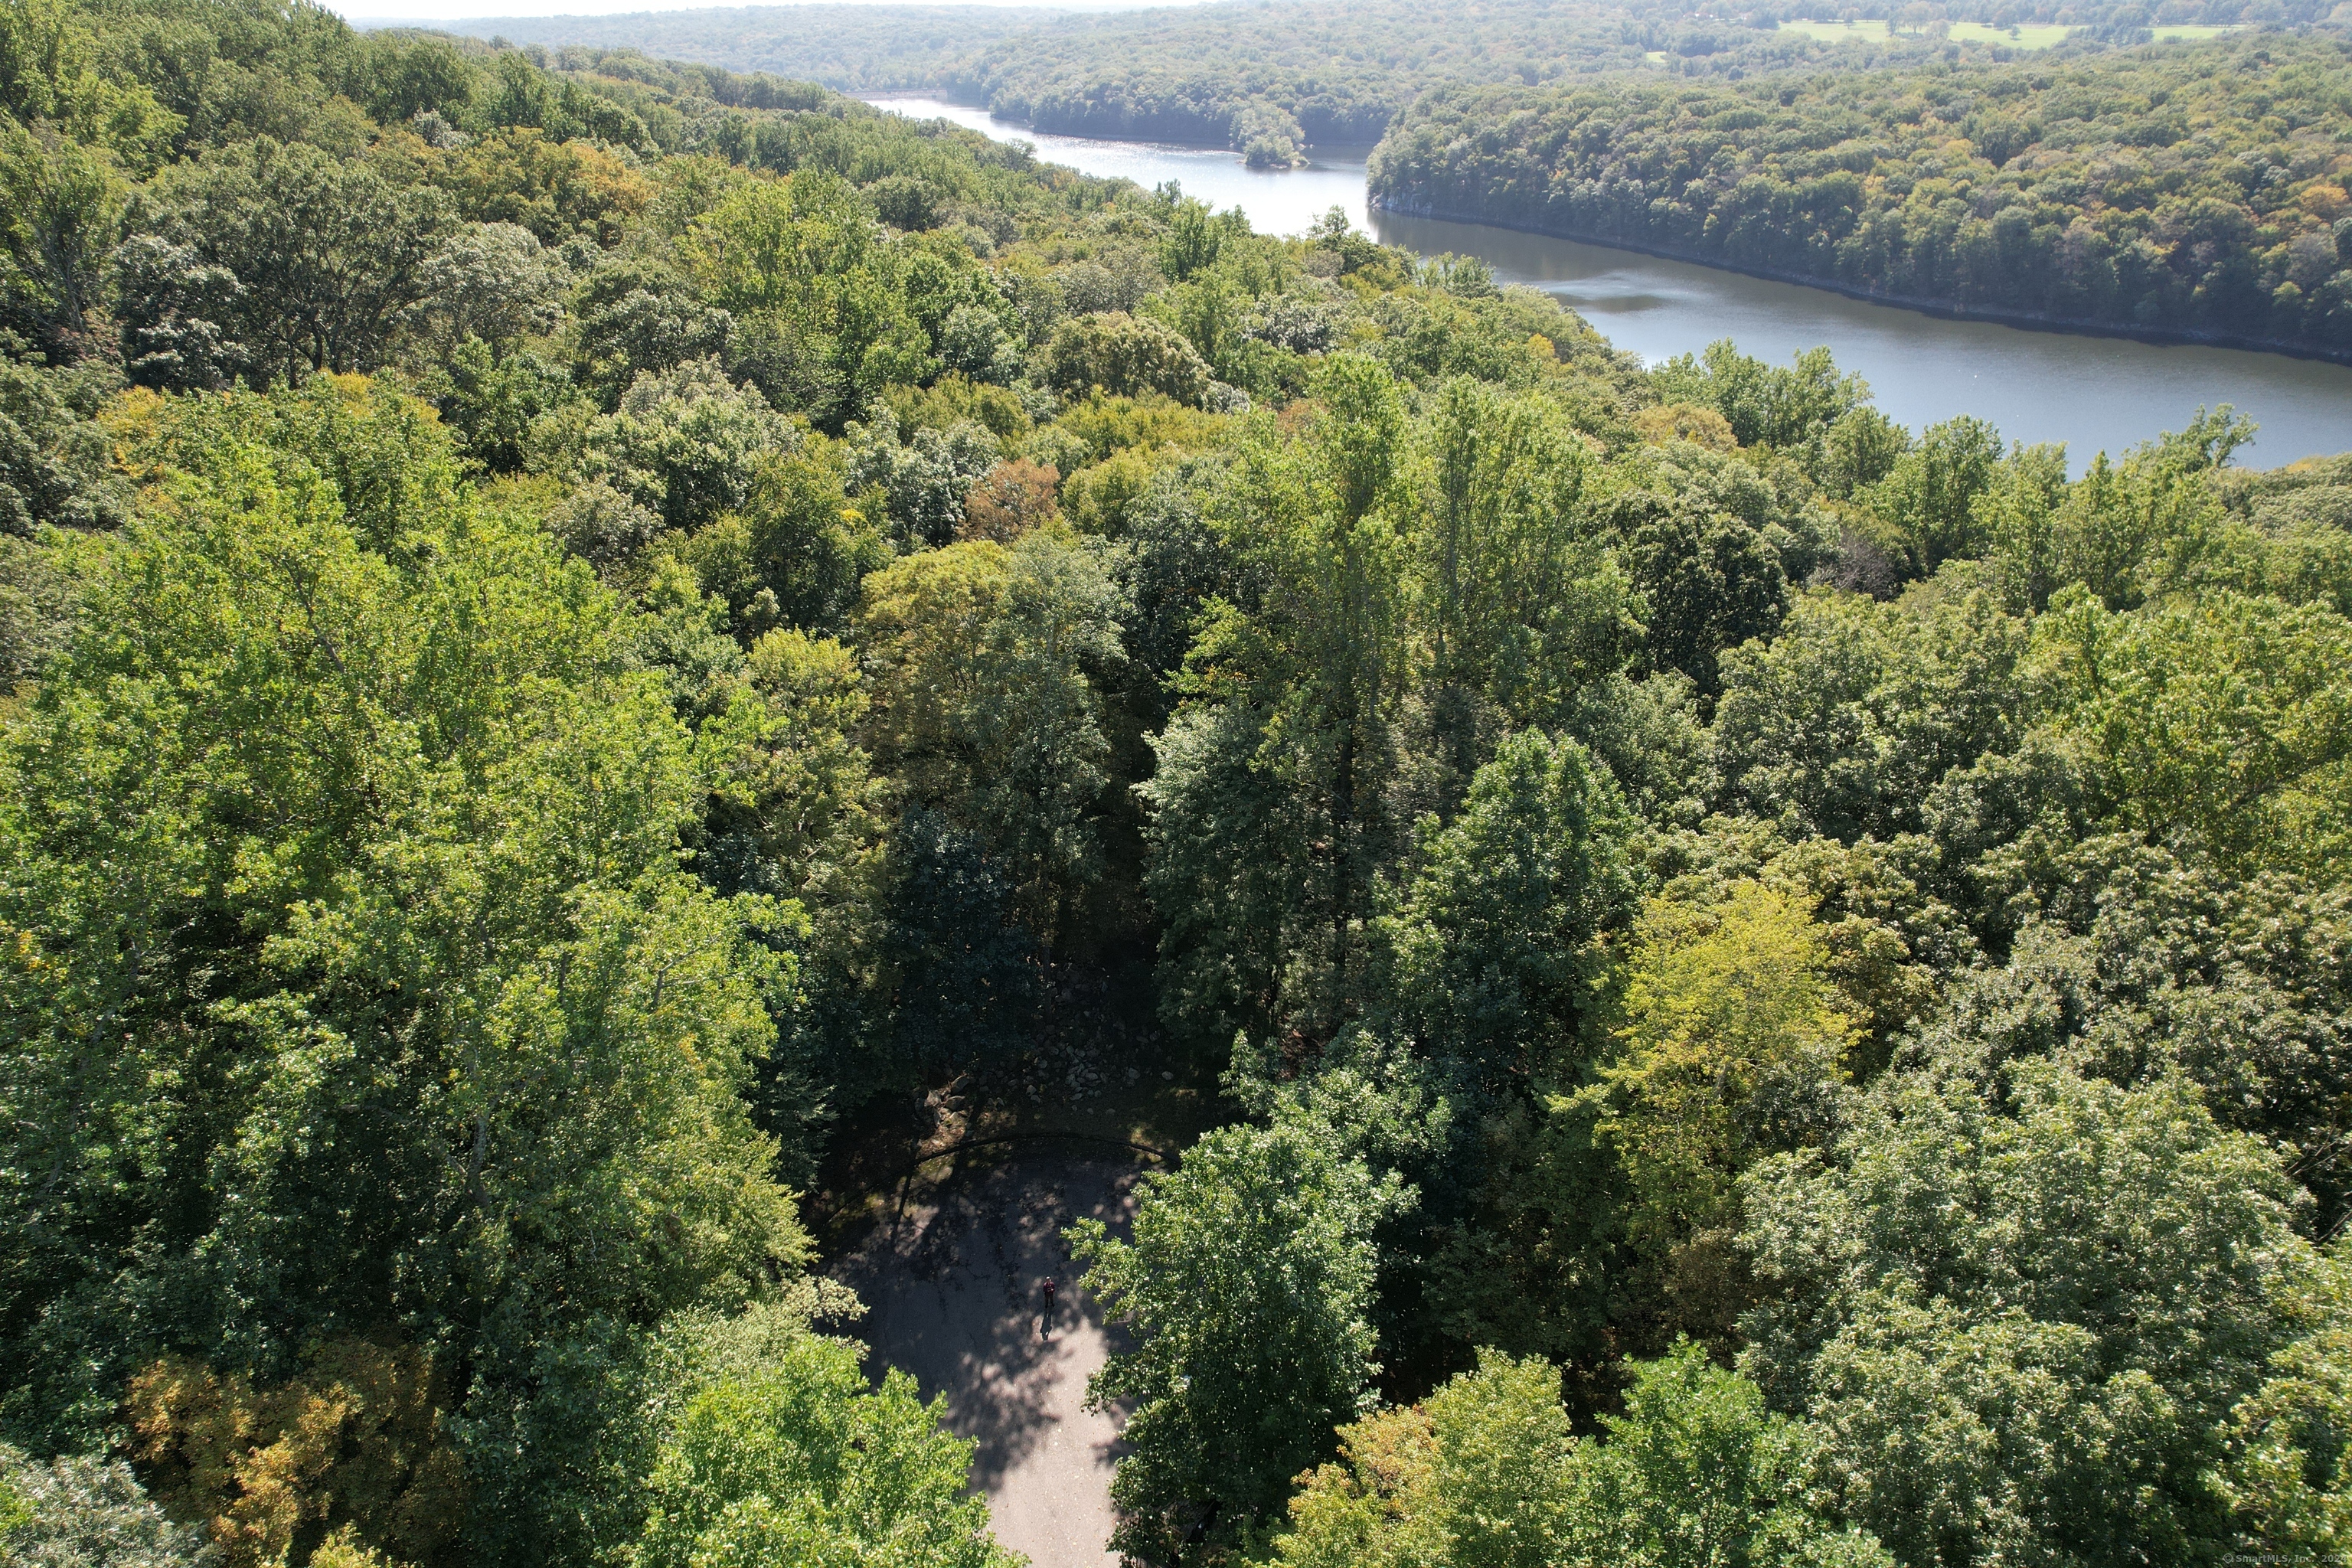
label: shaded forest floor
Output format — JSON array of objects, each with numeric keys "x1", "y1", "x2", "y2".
[
  {"x1": 809, "y1": 956, "x2": 1220, "y2": 1564},
  {"x1": 805, "y1": 955, "x2": 1221, "y2": 1253},
  {"x1": 830, "y1": 1151, "x2": 1144, "y2": 1568}
]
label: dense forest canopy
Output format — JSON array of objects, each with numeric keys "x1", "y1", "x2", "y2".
[
  {"x1": 467, "y1": 0, "x2": 2347, "y2": 165},
  {"x1": 8, "y1": 0, "x2": 2352, "y2": 1566},
  {"x1": 1372, "y1": 34, "x2": 2352, "y2": 356}
]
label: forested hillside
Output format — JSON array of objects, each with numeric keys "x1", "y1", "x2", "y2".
[
  {"x1": 940, "y1": 0, "x2": 1965, "y2": 156},
  {"x1": 470, "y1": 0, "x2": 2341, "y2": 167},
  {"x1": 8, "y1": 1, "x2": 2352, "y2": 1566},
  {"x1": 462, "y1": 3, "x2": 1067, "y2": 96},
  {"x1": 1372, "y1": 34, "x2": 2352, "y2": 357}
]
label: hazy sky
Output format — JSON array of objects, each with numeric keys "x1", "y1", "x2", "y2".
[{"x1": 332, "y1": 0, "x2": 1196, "y2": 26}]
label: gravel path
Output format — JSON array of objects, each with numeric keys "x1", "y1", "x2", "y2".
[{"x1": 831, "y1": 1150, "x2": 1144, "y2": 1568}]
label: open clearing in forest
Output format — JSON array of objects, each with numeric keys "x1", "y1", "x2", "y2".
[
  {"x1": 1781, "y1": 19, "x2": 1896, "y2": 41},
  {"x1": 829, "y1": 1149, "x2": 1149, "y2": 1568},
  {"x1": 1945, "y1": 21, "x2": 2080, "y2": 47},
  {"x1": 1781, "y1": 18, "x2": 2082, "y2": 47}
]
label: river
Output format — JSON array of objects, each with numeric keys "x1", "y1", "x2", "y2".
[{"x1": 868, "y1": 95, "x2": 2352, "y2": 469}]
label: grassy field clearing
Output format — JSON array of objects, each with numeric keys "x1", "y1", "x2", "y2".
[
  {"x1": 1782, "y1": 18, "x2": 2082, "y2": 47},
  {"x1": 1780, "y1": 19, "x2": 1895, "y2": 42},
  {"x1": 1946, "y1": 21, "x2": 2080, "y2": 46}
]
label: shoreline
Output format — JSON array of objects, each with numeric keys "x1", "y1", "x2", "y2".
[
  {"x1": 859, "y1": 100, "x2": 2352, "y2": 378},
  {"x1": 1370, "y1": 192, "x2": 2352, "y2": 369},
  {"x1": 865, "y1": 89, "x2": 1390, "y2": 162}
]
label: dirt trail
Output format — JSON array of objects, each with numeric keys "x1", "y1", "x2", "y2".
[{"x1": 831, "y1": 1150, "x2": 1142, "y2": 1568}]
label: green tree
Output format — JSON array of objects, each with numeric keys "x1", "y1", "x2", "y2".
[
  {"x1": 1377, "y1": 727, "x2": 1636, "y2": 1080},
  {"x1": 1968, "y1": 439, "x2": 2074, "y2": 611},
  {"x1": 1142, "y1": 358, "x2": 1415, "y2": 1047},
  {"x1": 1410, "y1": 377, "x2": 1635, "y2": 760},
  {"x1": 692, "y1": 627, "x2": 877, "y2": 901},
  {"x1": 1818, "y1": 407, "x2": 1909, "y2": 501},
  {"x1": 684, "y1": 171, "x2": 928, "y2": 429},
  {"x1": 0, "y1": 122, "x2": 122, "y2": 356},
  {"x1": 0, "y1": 1442, "x2": 211, "y2": 1568},
  {"x1": 2216, "y1": 1250, "x2": 2352, "y2": 1566},
  {"x1": 0, "y1": 351, "x2": 126, "y2": 534},
  {"x1": 630, "y1": 1337, "x2": 1016, "y2": 1568},
  {"x1": 0, "y1": 384, "x2": 815, "y2": 1564},
  {"x1": 1604, "y1": 445, "x2": 1824, "y2": 698},
  {"x1": 1742, "y1": 1055, "x2": 2315, "y2": 1568},
  {"x1": 2029, "y1": 586, "x2": 2352, "y2": 877},
  {"x1": 1158, "y1": 197, "x2": 1248, "y2": 283},
  {"x1": 1234, "y1": 354, "x2": 1408, "y2": 1005},
  {"x1": 410, "y1": 221, "x2": 569, "y2": 356},
  {"x1": 676, "y1": 434, "x2": 887, "y2": 632},
  {"x1": 581, "y1": 357, "x2": 802, "y2": 534},
  {"x1": 1043, "y1": 311, "x2": 1213, "y2": 407},
  {"x1": 1563, "y1": 1343, "x2": 1891, "y2": 1568},
  {"x1": 856, "y1": 528, "x2": 1125, "y2": 948},
  {"x1": 1984, "y1": 409, "x2": 2254, "y2": 614},
  {"x1": 1710, "y1": 587, "x2": 2028, "y2": 844},
  {"x1": 0, "y1": 0, "x2": 178, "y2": 168},
  {"x1": 0, "y1": 528, "x2": 74, "y2": 688},
  {"x1": 423, "y1": 339, "x2": 573, "y2": 475},
  {"x1": 134, "y1": 138, "x2": 454, "y2": 379},
  {"x1": 1138, "y1": 693, "x2": 1325, "y2": 1054},
  {"x1": 1860, "y1": 414, "x2": 2005, "y2": 579},
  {"x1": 1069, "y1": 1119, "x2": 1402, "y2": 1559},
  {"x1": 1273, "y1": 1351, "x2": 1576, "y2": 1568},
  {"x1": 1651, "y1": 341, "x2": 1869, "y2": 466},
  {"x1": 1911, "y1": 828, "x2": 2352, "y2": 1223},
  {"x1": 845, "y1": 406, "x2": 998, "y2": 549},
  {"x1": 568, "y1": 256, "x2": 735, "y2": 410}
]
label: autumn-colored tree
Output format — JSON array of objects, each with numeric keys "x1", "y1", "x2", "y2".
[
  {"x1": 126, "y1": 1340, "x2": 465, "y2": 1568},
  {"x1": 957, "y1": 458, "x2": 1060, "y2": 543}
]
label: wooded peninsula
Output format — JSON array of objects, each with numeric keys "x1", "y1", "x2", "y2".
[{"x1": 1371, "y1": 34, "x2": 2352, "y2": 358}]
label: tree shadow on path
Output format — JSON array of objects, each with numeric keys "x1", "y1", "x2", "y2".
[{"x1": 831, "y1": 1147, "x2": 1142, "y2": 1568}]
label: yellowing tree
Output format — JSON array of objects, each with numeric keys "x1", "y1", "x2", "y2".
[
  {"x1": 126, "y1": 1340, "x2": 465, "y2": 1568},
  {"x1": 1275, "y1": 1351, "x2": 1575, "y2": 1568},
  {"x1": 1595, "y1": 881, "x2": 1858, "y2": 1334}
]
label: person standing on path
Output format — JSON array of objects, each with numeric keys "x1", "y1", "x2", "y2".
[{"x1": 1041, "y1": 1276, "x2": 1057, "y2": 1340}]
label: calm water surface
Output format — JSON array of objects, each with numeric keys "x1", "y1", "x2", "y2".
[
  {"x1": 871, "y1": 96, "x2": 1374, "y2": 234},
  {"x1": 871, "y1": 95, "x2": 2352, "y2": 467}
]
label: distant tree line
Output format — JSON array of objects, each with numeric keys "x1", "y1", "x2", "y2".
[
  {"x1": 452, "y1": 4, "x2": 1071, "y2": 96},
  {"x1": 466, "y1": 0, "x2": 2346, "y2": 168}
]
